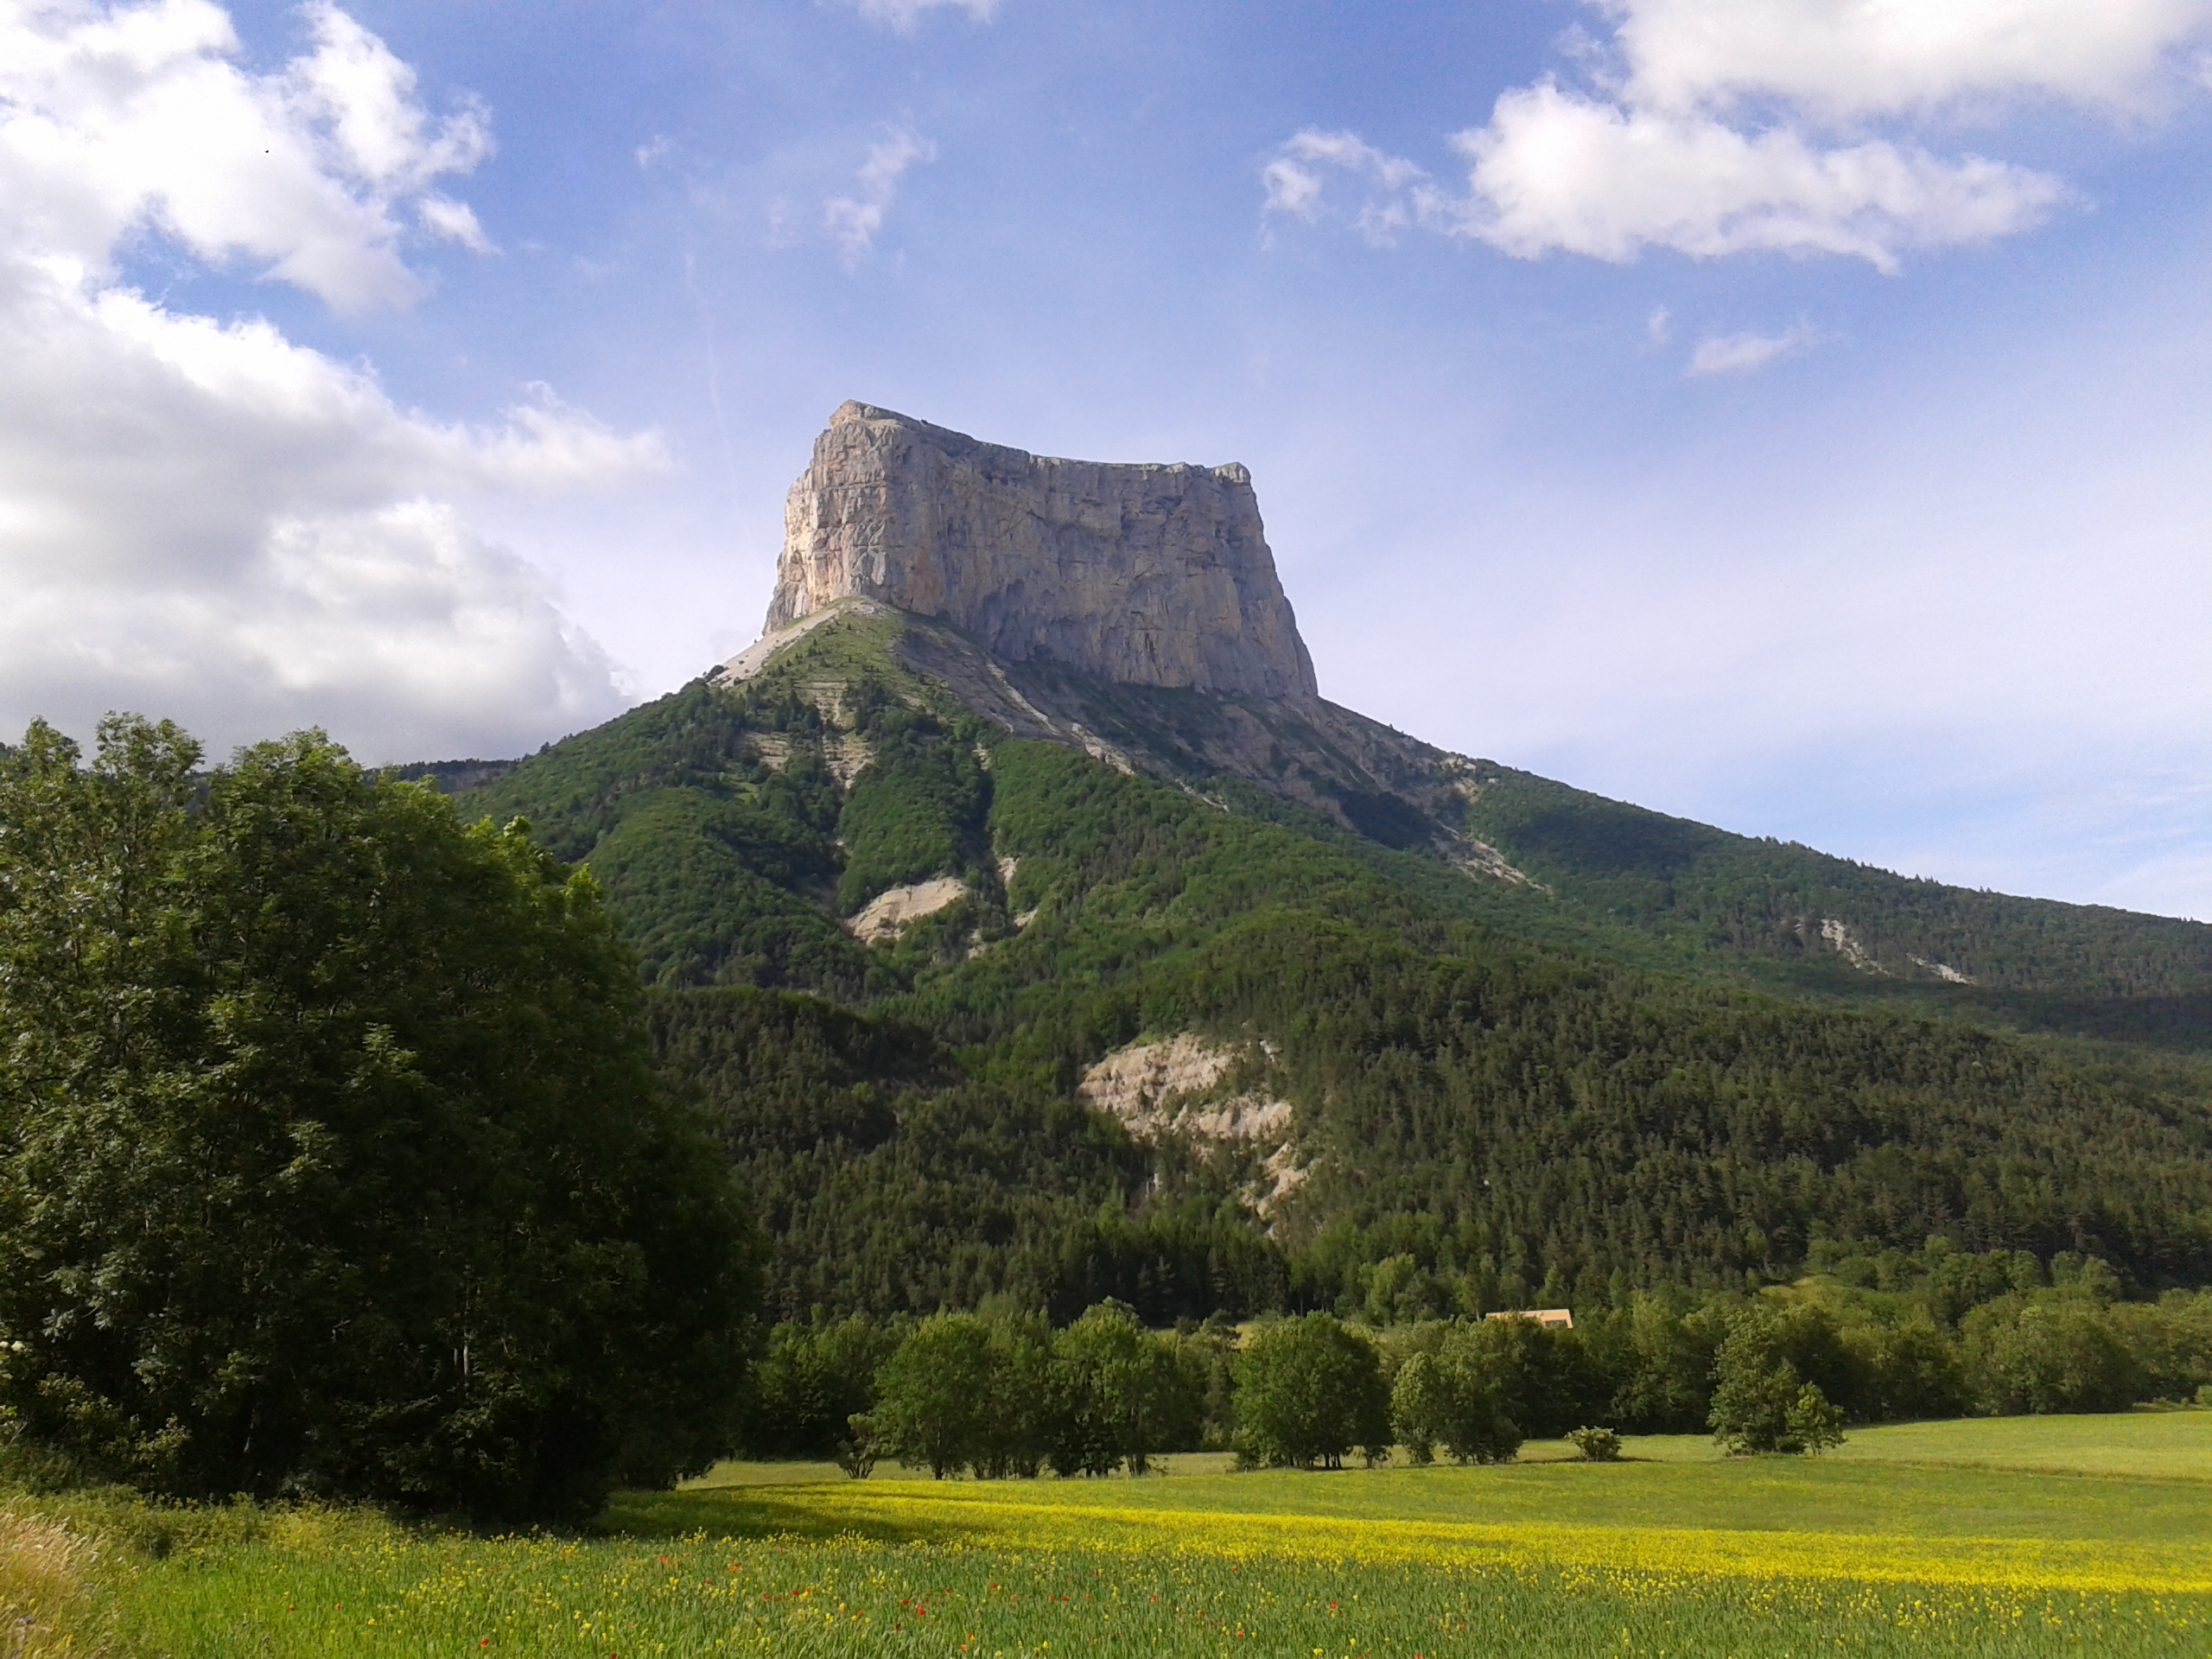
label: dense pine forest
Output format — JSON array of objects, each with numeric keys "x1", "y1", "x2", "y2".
[{"x1": 445, "y1": 608, "x2": 2212, "y2": 1329}]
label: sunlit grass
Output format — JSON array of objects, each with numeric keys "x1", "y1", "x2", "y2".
[
  {"x1": 0, "y1": 1508, "x2": 102, "y2": 1656},
  {"x1": 98, "y1": 1515, "x2": 2212, "y2": 1658},
  {"x1": 47, "y1": 1412, "x2": 2212, "y2": 1656}
]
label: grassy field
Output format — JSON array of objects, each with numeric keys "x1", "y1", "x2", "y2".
[{"x1": 16, "y1": 1411, "x2": 2211, "y2": 1656}]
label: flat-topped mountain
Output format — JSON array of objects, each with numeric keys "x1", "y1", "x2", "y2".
[
  {"x1": 439, "y1": 404, "x2": 2212, "y2": 1324},
  {"x1": 764, "y1": 402, "x2": 1318, "y2": 701}
]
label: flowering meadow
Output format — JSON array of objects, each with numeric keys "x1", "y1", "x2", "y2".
[{"x1": 73, "y1": 1422, "x2": 2212, "y2": 1658}]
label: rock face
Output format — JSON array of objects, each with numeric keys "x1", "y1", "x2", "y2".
[{"x1": 765, "y1": 402, "x2": 1319, "y2": 700}]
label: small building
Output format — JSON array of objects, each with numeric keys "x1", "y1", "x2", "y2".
[{"x1": 1484, "y1": 1307, "x2": 1573, "y2": 1331}]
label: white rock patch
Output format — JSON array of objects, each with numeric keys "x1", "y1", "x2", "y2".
[
  {"x1": 1078, "y1": 1034, "x2": 1239, "y2": 1131},
  {"x1": 1910, "y1": 954, "x2": 1975, "y2": 985},
  {"x1": 1820, "y1": 918, "x2": 1886, "y2": 975},
  {"x1": 713, "y1": 595, "x2": 891, "y2": 684},
  {"x1": 1078, "y1": 1034, "x2": 1305, "y2": 1217},
  {"x1": 847, "y1": 876, "x2": 969, "y2": 944}
]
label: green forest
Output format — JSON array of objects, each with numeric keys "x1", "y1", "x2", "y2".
[{"x1": 443, "y1": 610, "x2": 2212, "y2": 1332}]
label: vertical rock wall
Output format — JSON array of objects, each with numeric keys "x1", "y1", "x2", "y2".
[{"x1": 764, "y1": 402, "x2": 1319, "y2": 700}]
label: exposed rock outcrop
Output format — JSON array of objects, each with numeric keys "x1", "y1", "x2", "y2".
[
  {"x1": 847, "y1": 876, "x2": 969, "y2": 944},
  {"x1": 766, "y1": 402, "x2": 1319, "y2": 701},
  {"x1": 1077, "y1": 1034, "x2": 1307, "y2": 1217}
]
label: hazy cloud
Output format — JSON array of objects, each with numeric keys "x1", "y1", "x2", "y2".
[
  {"x1": 0, "y1": 1, "x2": 657, "y2": 760},
  {"x1": 824, "y1": 126, "x2": 935, "y2": 265},
  {"x1": 830, "y1": 0, "x2": 996, "y2": 34},
  {"x1": 1262, "y1": 130, "x2": 1440, "y2": 246},
  {"x1": 1268, "y1": 0, "x2": 2210, "y2": 270},
  {"x1": 1687, "y1": 322, "x2": 1816, "y2": 376}
]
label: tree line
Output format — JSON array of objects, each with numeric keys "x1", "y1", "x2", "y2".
[{"x1": 752, "y1": 1255, "x2": 2212, "y2": 1477}]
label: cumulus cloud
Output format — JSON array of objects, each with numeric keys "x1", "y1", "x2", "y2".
[
  {"x1": 1612, "y1": 0, "x2": 2212, "y2": 119},
  {"x1": 830, "y1": 0, "x2": 996, "y2": 32},
  {"x1": 1, "y1": 0, "x2": 493, "y2": 309},
  {"x1": 1454, "y1": 83, "x2": 2064, "y2": 272},
  {"x1": 1687, "y1": 322, "x2": 1815, "y2": 376},
  {"x1": 1266, "y1": 0, "x2": 2212, "y2": 269},
  {"x1": 0, "y1": 1, "x2": 658, "y2": 760},
  {"x1": 824, "y1": 127, "x2": 936, "y2": 265}
]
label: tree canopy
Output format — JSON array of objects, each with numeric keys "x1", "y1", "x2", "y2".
[{"x1": 0, "y1": 717, "x2": 760, "y2": 1522}]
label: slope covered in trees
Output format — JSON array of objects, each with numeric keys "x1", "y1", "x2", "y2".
[{"x1": 438, "y1": 613, "x2": 2212, "y2": 1323}]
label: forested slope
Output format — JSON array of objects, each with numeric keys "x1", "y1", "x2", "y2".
[
  {"x1": 1455, "y1": 766, "x2": 2212, "y2": 1044},
  {"x1": 441, "y1": 612, "x2": 2212, "y2": 1323}
]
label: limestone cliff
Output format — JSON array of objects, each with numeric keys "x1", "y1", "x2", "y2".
[{"x1": 764, "y1": 402, "x2": 1319, "y2": 701}]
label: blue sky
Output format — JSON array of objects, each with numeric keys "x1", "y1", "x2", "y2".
[{"x1": 3, "y1": 0, "x2": 2209, "y2": 918}]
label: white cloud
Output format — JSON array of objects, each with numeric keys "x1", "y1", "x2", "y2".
[
  {"x1": 1457, "y1": 84, "x2": 2065, "y2": 272},
  {"x1": 1687, "y1": 321, "x2": 1815, "y2": 376},
  {"x1": 830, "y1": 0, "x2": 996, "y2": 33},
  {"x1": 0, "y1": 2, "x2": 658, "y2": 760},
  {"x1": 1266, "y1": 0, "x2": 2211, "y2": 269},
  {"x1": 824, "y1": 126, "x2": 935, "y2": 266},
  {"x1": 416, "y1": 192, "x2": 492, "y2": 251},
  {"x1": 1645, "y1": 306, "x2": 1672, "y2": 345},
  {"x1": 1262, "y1": 130, "x2": 1441, "y2": 246},
  {"x1": 1614, "y1": 0, "x2": 2212, "y2": 119},
  {"x1": 0, "y1": 0, "x2": 493, "y2": 310}
]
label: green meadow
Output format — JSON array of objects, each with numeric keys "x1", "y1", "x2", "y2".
[{"x1": 6, "y1": 1410, "x2": 2207, "y2": 1656}]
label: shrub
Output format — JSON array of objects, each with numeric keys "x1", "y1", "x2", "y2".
[
  {"x1": 1566, "y1": 1427, "x2": 1622, "y2": 1462},
  {"x1": 835, "y1": 1414, "x2": 879, "y2": 1480}
]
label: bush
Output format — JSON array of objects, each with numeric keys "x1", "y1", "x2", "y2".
[
  {"x1": 1566, "y1": 1427, "x2": 1622, "y2": 1462},
  {"x1": 835, "y1": 1414, "x2": 879, "y2": 1479}
]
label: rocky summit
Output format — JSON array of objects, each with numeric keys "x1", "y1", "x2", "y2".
[
  {"x1": 442, "y1": 403, "x2": 2212, "y2": 1331},
  {"x1": 762, "y1": 401, "x2": 1319, "y2": 701}
]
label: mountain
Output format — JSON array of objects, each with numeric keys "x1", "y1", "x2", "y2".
[{"x1": 440, "y1": 405, "x2": 2212, "y2": 1324}]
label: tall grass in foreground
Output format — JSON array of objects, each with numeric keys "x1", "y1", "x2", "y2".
[
  {"x1": 0, "y1": 1509, "x2": 100, "y2": 1656},
  {"x1": 103, "y1": 1514, "x2": 2212, "y2": 1657}
]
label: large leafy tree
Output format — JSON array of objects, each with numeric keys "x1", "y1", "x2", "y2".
[
  {"x1": 0, "y1": 717, "x2": 760, "y2": 1522},
  {"x1": 1230, "y1": 1313, "x2": 1388, "y2": 1469},
  {"x1": 1044, "y1": 1300, "x2": 1199, "y2": 1477}
]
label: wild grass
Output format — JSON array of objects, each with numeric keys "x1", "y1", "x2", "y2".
[
  {"x1": 1827, "y1": 1408, "x2": 2212, "y2": 1481},
  {"x1": 95, "y1": 1521, "x2": 2212, "y2": 1657},
  {"x1": 0, "y1": 1509, "x2": 100, "y2": 1657},
  {"x1": 21, "y1": 1411, "x2": 2212, "y2": 1656}
]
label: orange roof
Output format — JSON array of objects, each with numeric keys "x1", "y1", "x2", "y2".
[{"x1": 1483, "y1": 1307, "x2": 1573, "y2": 1329}]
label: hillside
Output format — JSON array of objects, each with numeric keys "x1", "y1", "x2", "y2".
[{"x1": 440, "y1": 601, "x2": 2212, "y2": 1324}]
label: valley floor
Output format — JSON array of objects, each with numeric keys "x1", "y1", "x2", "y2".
[{"x1": 17, "y1": 1411, "x2": 2211, "y2": 1656}]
